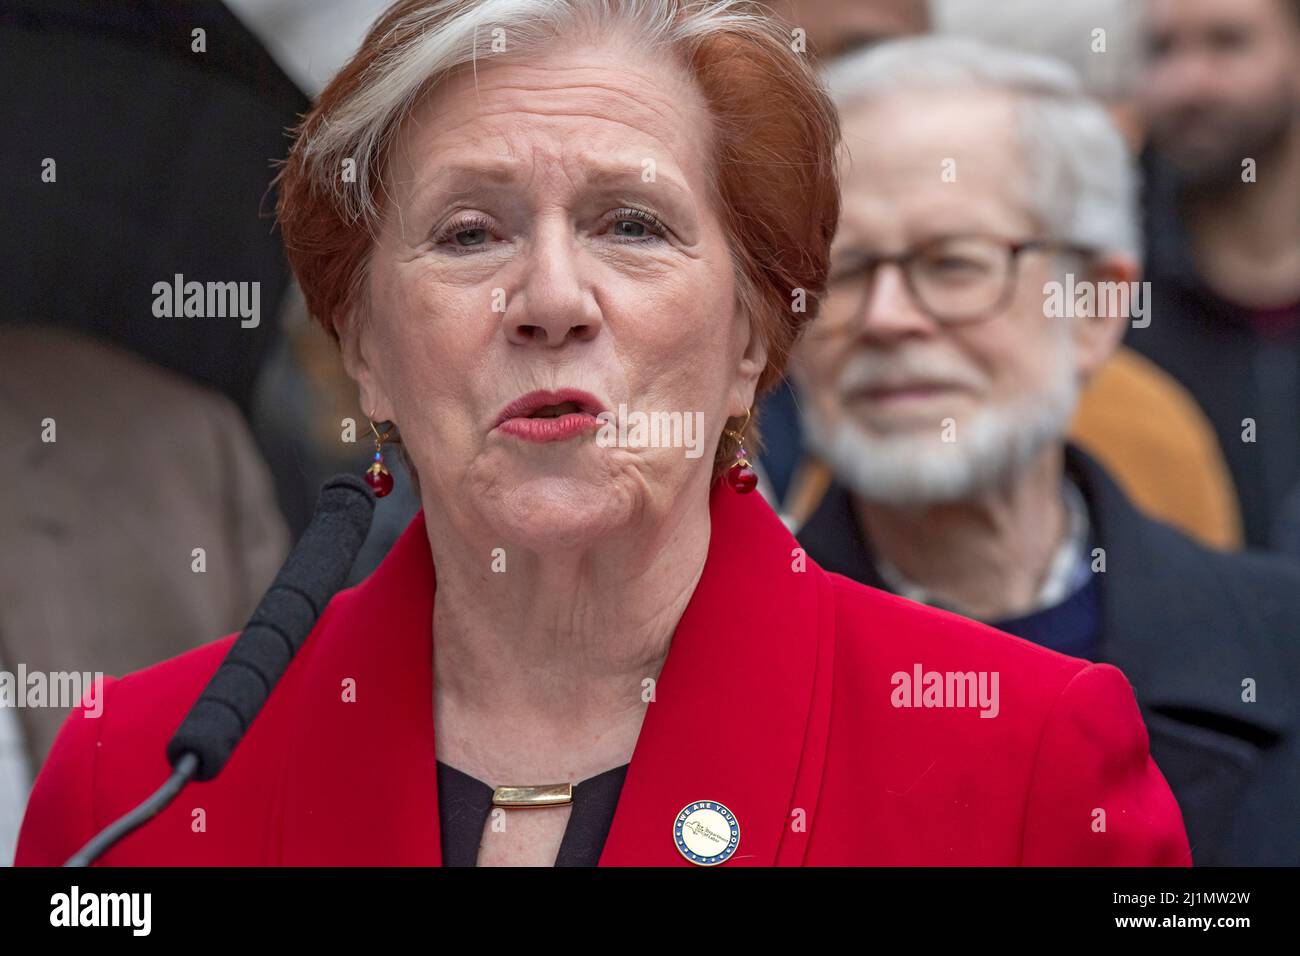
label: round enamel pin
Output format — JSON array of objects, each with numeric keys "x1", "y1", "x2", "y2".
[{"x1": 673, "y1": 800, "x2": 740, "y2": 865}]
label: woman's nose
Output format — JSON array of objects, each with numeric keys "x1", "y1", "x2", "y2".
[{"x1": 504, "y1": 233, "x2": 603, "y2": 347}]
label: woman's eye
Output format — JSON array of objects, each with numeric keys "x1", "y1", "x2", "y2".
[
  {"x1": 604, "y1": 208, "x2": 666, "y2": 242},
  {"x1": 433, "y1": 215, "x2": 494, "y2": 253},
  {"x1": 612, "y1": 219, "x2": 648, "y2": 238},
  {"x1": 452, "y1": 227, "x2": 489, "y2": 247}
]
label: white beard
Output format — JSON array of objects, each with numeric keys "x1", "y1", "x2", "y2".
[{"x1": 799, "y1": 340, "x2": 1080, "y2": 507}]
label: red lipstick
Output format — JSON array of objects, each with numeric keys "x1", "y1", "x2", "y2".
[{"x1": 494, "y1": 388, "x2": 606, "y2": 443}]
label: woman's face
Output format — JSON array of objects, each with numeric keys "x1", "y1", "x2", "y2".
[{"x1": 345, "y1": 39, "x2": 765, "y2": 550}]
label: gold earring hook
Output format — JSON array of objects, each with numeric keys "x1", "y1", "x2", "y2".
[
  {"x1": 368, "y1": 411, "x2": 400, "y2": 445},
  {"x1": 723, "y1": 407, "x2": 752, "y2": 442}
]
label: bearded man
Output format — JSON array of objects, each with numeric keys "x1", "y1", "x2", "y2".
[{"x1": 792, "y1": 36, "x2": 1300, "y2": 866}]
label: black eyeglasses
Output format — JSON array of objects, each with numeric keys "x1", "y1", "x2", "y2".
[{"x1": 816, "y1": 234, "x2": 1096, "y2": 331}]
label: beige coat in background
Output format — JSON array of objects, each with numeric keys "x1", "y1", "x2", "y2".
[{"x1": 0, "y1": 325, "x2": 288, "y2": 771}]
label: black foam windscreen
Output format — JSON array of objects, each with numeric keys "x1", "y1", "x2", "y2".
[{"x1": 165, "y1": 474, "x2": 376, "y2": 780}]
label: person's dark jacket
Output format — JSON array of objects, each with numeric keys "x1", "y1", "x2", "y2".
[
  {"x1": 799, "y1": 445, "x2": 1300, "y2": 865},
  {"x1": 0, "y1": 0, "x2": 309, "y2": 418},
  {"x1": 1127, "y1": 152, "x2": 1300, "y2": 550},
  {"x1": 1279, "y1": 484, "x2": 1300, "y2": 561}
]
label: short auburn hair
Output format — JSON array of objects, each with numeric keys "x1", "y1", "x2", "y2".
[{"x1": 274, "y1": 0, "x2": 841, "y2": 478}]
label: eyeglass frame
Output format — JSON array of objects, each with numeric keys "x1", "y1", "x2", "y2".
[{"x1": 819, "y1": 233, "x2": 1098, "y2": 329}]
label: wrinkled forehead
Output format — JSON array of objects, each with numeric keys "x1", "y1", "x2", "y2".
[{"x1": 379, "y1": 39, "x2": 718, "y2": 213}]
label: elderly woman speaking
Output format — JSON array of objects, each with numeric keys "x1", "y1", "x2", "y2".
[{"x1": 18, "y1": 0, "x2": 1188, "y2": 867}]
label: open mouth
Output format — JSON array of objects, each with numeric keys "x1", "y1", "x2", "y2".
[
  {"x1": 494, "y1": 389, "x2": 607, "y2": 442},
  {"x1": 525, "y1": 400, "x2": 583, "y2": 419}
]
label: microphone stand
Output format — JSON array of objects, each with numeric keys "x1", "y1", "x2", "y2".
[{"x1": 64, "y1": 474, "x2": 377, "y2": 866}]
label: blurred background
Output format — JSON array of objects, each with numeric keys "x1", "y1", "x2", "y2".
[{"x1": 2, "y1": 0, "x2": 1298, "y2": 864}]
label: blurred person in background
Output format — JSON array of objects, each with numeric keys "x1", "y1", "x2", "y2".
[
  {"x1": 1134, "y1": 0, "x2": 1300, "y2": 550},
  {"x1": 793, "y1": 37, "x2": 1300, "y2": 865},
  {"x1": 1, "y1": 0, "x2": 306, "y2": 422},
  {"x1": 2, "y1": 0, "x2": 425, "y2": 575},
  {"x1": 931, "y1": 0, "x2": 1148, "y2": 150},
  {"x1": 0, "y1": 0, "x2": 302, "y2": 861},
  {"x1": 0, "y1": 325, "x2": 289, "y2": 866},
  {"x1": 761, "y1": 0, "x2": 1244, "y2": 550}
]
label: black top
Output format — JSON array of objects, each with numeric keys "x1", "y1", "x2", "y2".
[
  {"x1": 436, "y1": 761, "x2": 629, "y2": 866},
  {"x1": 1, "y1": 0, "x2": 307, "y2": 417}
]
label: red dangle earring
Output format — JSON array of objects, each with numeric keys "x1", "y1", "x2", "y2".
[
  {"x1": 723, "y1": 408, "x2": 758, "y2": 494},
  {"x1": 364, "y1": 414, "x2": 398, "y2": 498}
]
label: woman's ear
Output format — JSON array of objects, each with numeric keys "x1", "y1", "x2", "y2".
[
  {"x1": 337, "y1": 306, "x2": 396, "y2": 422},
  {"x1": 730, "y1": 313, "x2": 770, "y2": 417},
  {"x1": 1071, "y1": 254, "x2": 1138, "y2": 385}
]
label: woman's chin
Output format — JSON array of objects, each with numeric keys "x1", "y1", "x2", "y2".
[{"x1": 482, "y1": 474, "x2": 642, "y2": 551}]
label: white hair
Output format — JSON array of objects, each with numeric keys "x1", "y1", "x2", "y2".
[
  {"x1": 297, "y1": 0, "x2": 776, "y2": 224},
  {"x1": 821, "y1": 34, "x2": 1141, "y2": 262}
]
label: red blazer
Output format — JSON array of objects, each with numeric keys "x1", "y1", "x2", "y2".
[{"x1": 17, "y1": 483, "x2": 1190, "y2": 866}]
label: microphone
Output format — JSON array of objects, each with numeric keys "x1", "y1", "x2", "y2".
[{"x1": 64, "y1": 474, "x2": 377, "y2": 866}]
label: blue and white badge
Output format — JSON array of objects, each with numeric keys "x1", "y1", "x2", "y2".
[{"x1": 673, "y1": 800, "x2": 740, "y2": 865}]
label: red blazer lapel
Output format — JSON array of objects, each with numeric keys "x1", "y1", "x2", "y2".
[
  {"x1": 273, "y1": 483, "x2": 833, "y2": 867},
  {"x1": 277, "y1": 514, "x2": 442, "y2": 865},
  {"x1": 599, "y1": 484, "x2": 833, "y2": 866}
]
